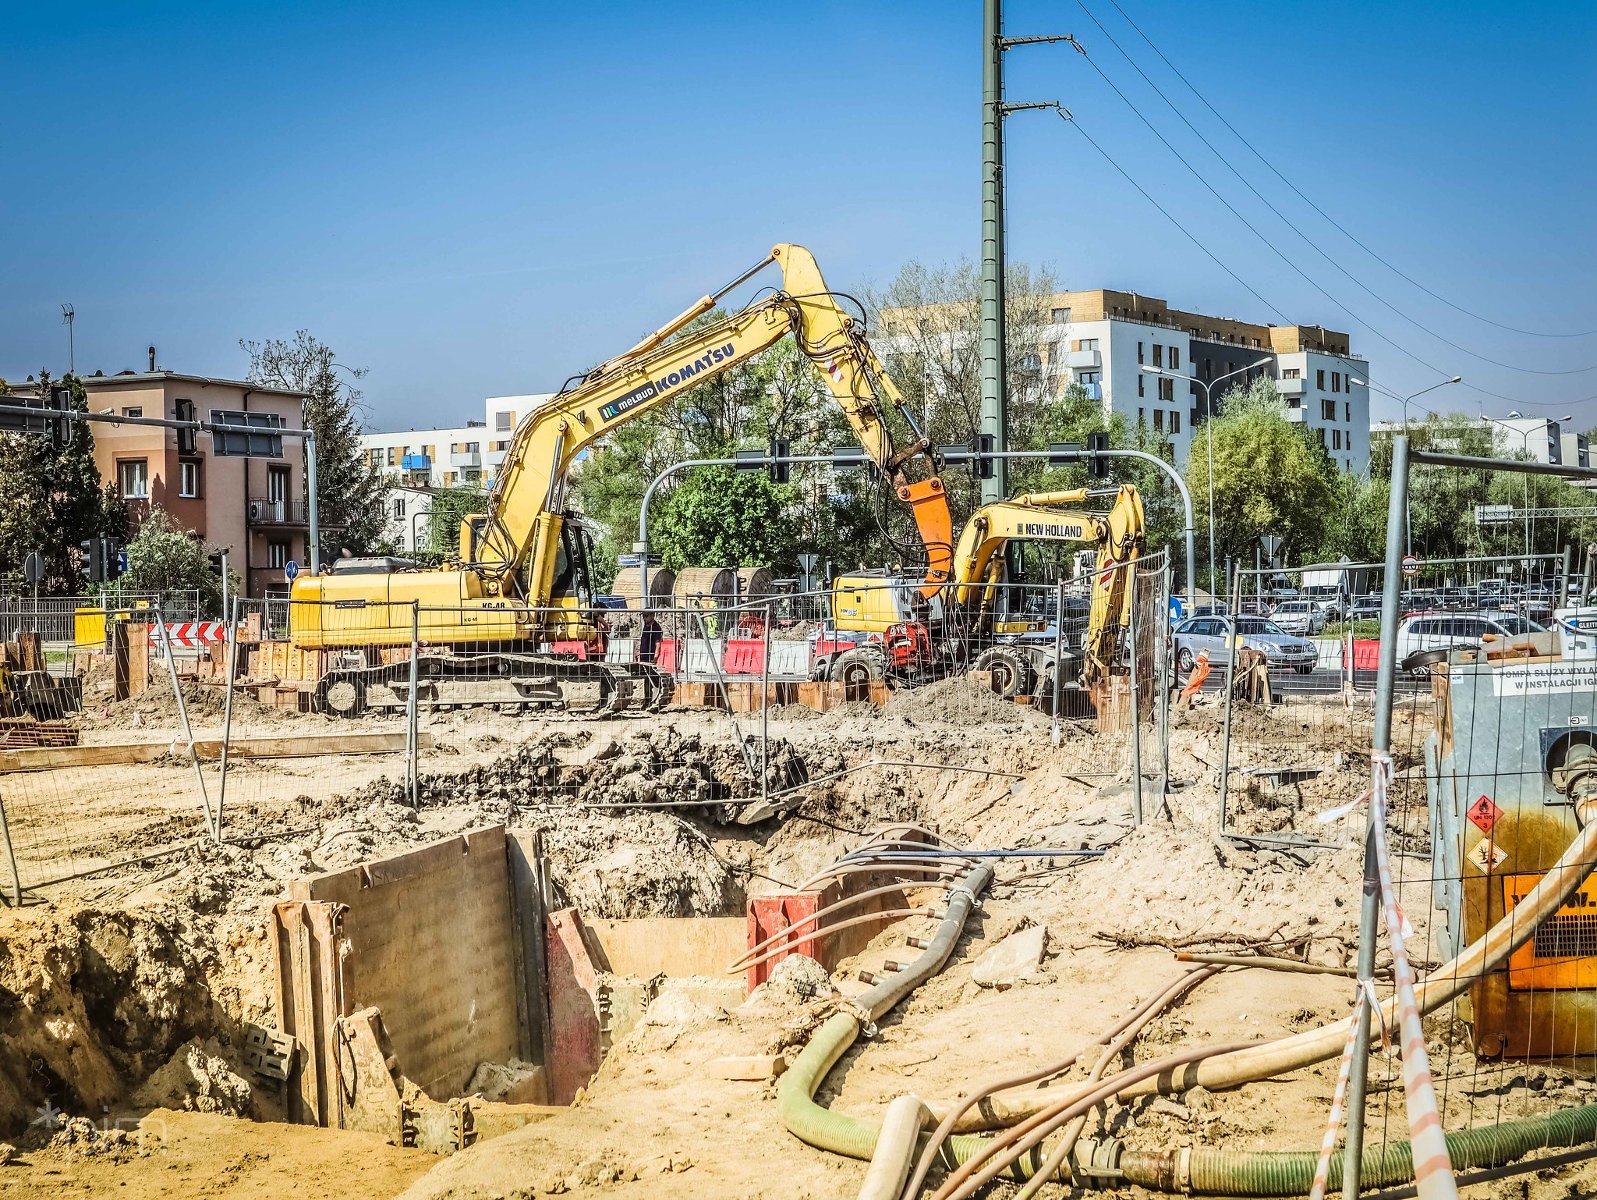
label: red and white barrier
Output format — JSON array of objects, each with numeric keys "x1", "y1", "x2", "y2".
[{"x1": 149, "y1": 621, "x2": 226, "y2": 649}]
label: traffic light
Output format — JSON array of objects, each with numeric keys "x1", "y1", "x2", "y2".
[
  {"x1": 1085, "y1": 431, "x2": 1110, "y2": 478},
  {"x1": 46, "y1": 385, "x2": 72, "y2": 450},
  {"x1": 769, "y1": 438, "x2": 791, "y2": 484},
  {"x1": 971, "y1": 433, "x2": 996, "y2": 480},
  {"x1": 80, "y1": 538, "x2": 103, "y2": 583},
  {"x1": 175, "y1": 398, "x2": 197, "y2": 454},
  {"x1": 105, "y1": 537, "x2": 126, "y2": 580}
]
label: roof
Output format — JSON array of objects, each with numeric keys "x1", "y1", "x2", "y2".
[{"x1": 79, "y1": 371, "x2": 308, "y2": 400}]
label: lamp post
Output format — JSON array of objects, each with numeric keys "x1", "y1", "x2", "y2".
[
  {"x1": 1352, "y1": 375, "x2": 1462, "y2": 555},
  {"x1": 1483, "y1": 411, "x2": 1573, "y2": 566},
  {"x1": 1144, "y1": 357, "x2": 1271, "y2": 601}
]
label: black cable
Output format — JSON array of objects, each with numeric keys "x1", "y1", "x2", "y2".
[
  {"x1": 1073, "y1": 1, "x2": 1597, "y2": 376},
  {"x1": 1102, "y1": 0, "x2": 1597, "y2": 342}
]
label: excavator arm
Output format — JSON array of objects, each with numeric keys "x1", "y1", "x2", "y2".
[
  {"x1": 468, "y1": 244, "x2": 953, "y2": 609},
  {"x1": 949, "y1": 485, "x2": 1146, "y2": 690}
]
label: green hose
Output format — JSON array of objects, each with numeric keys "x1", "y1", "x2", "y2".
[{"x1": 1133, "y1": 1100, "x2": 1597, "y2": 1196}]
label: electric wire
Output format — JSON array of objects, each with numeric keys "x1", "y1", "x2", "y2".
[
  {"x1": 1102, "y1": 0, "x2": 1597, "y2": 341},
  {"x1": 1072, "y1": 0, "x2": 1597, "y2": 376}
]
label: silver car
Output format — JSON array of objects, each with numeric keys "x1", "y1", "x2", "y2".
[
  {"x1": 1269, "y1": 600, "x2": 1328, "y2": 636},
  {"x1": 1173, "y1": 615, "x2": 1319, "y2": 674}
]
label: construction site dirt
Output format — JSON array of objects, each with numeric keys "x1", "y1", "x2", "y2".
[{"x1": 1, "y1": 681, "x2": 1593, "y2": 1200}]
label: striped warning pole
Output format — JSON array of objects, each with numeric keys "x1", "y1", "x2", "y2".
[
  {"x1": 1307, "y1": 989, "x2": 1364, "y2": 1200},
  {"x1": 1368, "y1": 751, "x2": 1458, "y2": 1199}
]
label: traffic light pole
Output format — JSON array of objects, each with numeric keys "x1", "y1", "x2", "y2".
[{"x1": 0, "y1": 400, "x2": 322, "y2": 576}]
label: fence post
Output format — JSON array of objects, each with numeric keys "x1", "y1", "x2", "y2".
[
  {"x1": 1218, "y1": 564, "x2": 1240, "y2": 834},
  {"x1": 1128, "y1": 564, "x2": 1144, "y2": 826},
  {"x1": 406, "y1": 603, "x2": 420, "y2": 807},
  {"x1": 0, "y1": 783, "x2": 22, "y2": 907},
  {"x1": 1158, "y1": 560, "x2": 1172, "y2": 812},
  {"x1": 1051, "y1": 580, "x2": 1066, "y2": 747},
  {"x1": 215, "y1": 596, "x2": 240, "y2": 842},
  {"x1": 155, "y1": 607, "x2": 218, "y2": 842},
  {"x1": 760, "y1": 603, "x2": 771, "y2": 804}
]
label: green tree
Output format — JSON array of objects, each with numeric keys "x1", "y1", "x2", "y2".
[
  {"x1": 422, "y1": 487, "x2": 489, "y2": 561},
  {"x1": 0, "y1": 372, "x2": 116, "y2": 593},
  {"x1": 1185, "y1": 375, "x2": 1339, "y2": 567},
  {"x1": 241, "y1": 331, "x2": 391, "y2": 554},
  {"x1": 650, "y1": 467, "x2": 796, "y2": 572},
  {"x1": 118, "y1": 508, "x2": 236, "y2": 615}
]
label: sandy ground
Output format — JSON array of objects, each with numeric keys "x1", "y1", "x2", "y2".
[{"x1": 1, "y1": 676, "x2": 1594, "y2": 1198}]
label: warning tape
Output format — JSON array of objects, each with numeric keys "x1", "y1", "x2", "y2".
[{"x1": 1369, "y1": 751, "x2": 1458, "y2": 1198}]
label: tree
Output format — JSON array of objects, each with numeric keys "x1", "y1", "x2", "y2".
[
  {"x1": 1185, "y1": 375, "x2": 1339, "y2": 567},
  {"x1": 241, "y1": 331, "x2": 390, "y2": 553},
  {"x1": 118, "y1": 508, "x2": 235, "y2": 615},
  {"x1": 0, "y1": 372, "x2": 116, "y2": 593},
  {"x1": 422, "y1": 487, "x2": 489, "y2": 561},
  {"x1": 650, "y1": 467, "x2": 796, "y2": 572}
]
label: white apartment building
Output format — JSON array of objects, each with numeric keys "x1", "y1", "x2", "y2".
[
  {"x1": 381, "y1": 485, "x2": 435, "y2": 552},
  {"x1": 1034, "y1": 289, "x2": 1370, "y2": 476},
  {"x1": 360, "y1": 392, "x2": 556, "y2": 490}
]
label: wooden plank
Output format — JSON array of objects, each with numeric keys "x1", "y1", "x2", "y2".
[
  {"x1": 586, "y1": 917, "x2": 747, "y2": 978},
  {"x1": 0, "y1": 731, "x2": 430, "y2": 774}
]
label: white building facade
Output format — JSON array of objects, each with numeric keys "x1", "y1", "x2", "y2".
[{"x1": 360, "y1": 392, "x2": 557, "y2": 491}]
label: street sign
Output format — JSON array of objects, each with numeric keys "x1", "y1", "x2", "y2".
[
  {"x1": 209, "y1": 409, "x2": 286, "y2": 458},
  {"x1": 1401, "y1": 554, "x2": 1422, "y2": 577},
  {"x1": 117, "y1": 551, "x2": 129, "y2": 574},
  {"x1": 22, "y1": 551, "x2": 44, "y2": 585},
  {"x1": 284, "y1": 559, "x2": 300, "y2": 582},
  {"x1": 1474, "y1": 504, "x2": 1513, "y2": 525}
]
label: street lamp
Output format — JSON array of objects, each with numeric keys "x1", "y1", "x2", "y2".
[
  {"x1": 1353, "y1": 375, "x2": 1463, "y2": 555},
  {"x1": 1481, "y1": 411, "x2": 1574, "y2": 564},
  {"x1": 1144, "y1": 356, "x2": 1271, "y2": 601}
]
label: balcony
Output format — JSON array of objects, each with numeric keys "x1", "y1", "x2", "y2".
[
  {"x1": 1276, "y1": 377, "x2": 1306, "y2": 397},
  {"x1": 450, "y1": 449, "x2": 482, "y2": 467},
  {"x1": 1066, "y1": 349, "x2": 1101, "y2": 370},
  {"x1": 400, "y1": 454, "x2": 431, "y2": 471},
  {"x1": 248, "y1": 498, "x2": 310, "y2": 526}
]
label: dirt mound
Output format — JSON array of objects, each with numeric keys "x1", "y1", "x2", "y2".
[
  {"x1": 886, "y1": 675, "x2": 1048, "y2": 728},
  {"x1": 541, "y1": 810, "x2": 737, "y2": 918}
]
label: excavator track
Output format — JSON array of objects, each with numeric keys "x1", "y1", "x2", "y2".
[{"x1": 313, "y1": 654, "x2": 673, "y2": 719}]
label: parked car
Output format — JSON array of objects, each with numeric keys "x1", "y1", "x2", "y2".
[
  {"x1": 1172, "y1": 616, "x2": 1319, "y2": 674},
  {"x1": 1394, "y1": 611, "x2": 1547, "y2": 669},
  {"x1": 1270, "y1": 599, "x2": 1329, "y2": 636},
  {"x1": 1301, "y1": 586, "x2": 1346, "y2": 621},
  {"x1": 1350, "y1": 595, "x2": 1383, "y2": 620},
  {"x1": 1189, "y1": 603, "x2": 1230, "y2": 619}
]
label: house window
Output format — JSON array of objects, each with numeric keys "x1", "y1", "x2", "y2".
[
  {"x1": 1321, "y1": 398, "x2": 1337, "y2": 421},
  {"x1": 118, "y1": 459, "x2": 149, "y2": 498},
  {"x1": 1316, "y1": 369, "x2": 1326, "y2": 390},
  {"x1": 1137, "y1": 374, "x2": 1145, "y2": 397},
  {"x1": 1345, "y1": 402, "x2": 1351, "y2": 423},
  {"x1": 1318, "y1": 428, "x2": 1327, "y2": 446},
  {"x1": 1283, "y1": 367, "x2": 1301, "y2": 379},
  {"x1": 268, "y1": 541, "x2": 290, "y2": 569},
  {"x1": 1154, "y1": 410, "x2": 1165, "y2": 433},
  {"x1": 1159, "y1": 377, "x2": 1174, "y2": 402},
  {"x1": 1137, "y1": 341, "x2": 1145, "y2": 364},
  {"x1": 386, "y1": 447, "x2": 397, "y2": 466},
  {"x1": 1052, "y1": 307, "x2": 1071, "y2": 323},
  {"x1": 496, "y1": 411, "x2": 513, "y2": 431},
  {"x1": 1332, "y1": 372, "x2": 1342, "y2": 393},
  {"x1": 268, "y1": 466, "x2": 290, "y2": 504},
  {"x1": 393, "y1": 498, "x2": 406, "y2": 519},
  {"x1": 1137, "y1": 408, "x2": 1145, "y2": 425},
  {"x1": 1153, "y1": 344, "x2": 1164, "y2": 368},
  {"x1": 179, "y1": 459, "x2": 200, "y2": 498},
  {"x1": 121, "y1": 406, "x2": 143, "y2": 418},
  {"x1": 1170, "y1": 346, "x2": 1181, "y2": 370},
  {"x1": 1170, "y1": 411, "x2": 1181, "y2": 434},
  {"x1": 1077, "y1": 371, "x2": 1101, "y2": 386},
  {"x1": 1333, "y1": 429, "x2": 1343, "y2": 449}
]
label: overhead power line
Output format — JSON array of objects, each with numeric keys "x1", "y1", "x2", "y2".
[
  {"x1": 1073, "y1": 0, "x2": 1597, "y2": 377},
  {"x1": 1101, "y1": 0, "x2": 1597, "y2": 341}
]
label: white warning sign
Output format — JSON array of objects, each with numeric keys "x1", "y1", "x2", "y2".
[
  {"x1": 1493, "y1": 662, "x2": 1597, "y2": 697},
  {"x1": 1466, "y1": 838, "x2": 1508, "y2": 873}
]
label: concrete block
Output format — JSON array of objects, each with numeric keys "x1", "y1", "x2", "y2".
[{"x1": 972, "y1": 924, "x2": 1048, "y2": 990}]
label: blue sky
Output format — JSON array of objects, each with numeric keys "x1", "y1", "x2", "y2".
[{"x1": 3, "y1": 1, "x2": 1594, "y2": 430}]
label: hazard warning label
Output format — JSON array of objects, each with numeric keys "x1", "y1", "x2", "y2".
[
  {"x1": 1467, "y1": 838, "x2": 1508, "y2": 874},
  {"x1": 1466, "y1": 795, "x2": 1503, "y2": 834}
]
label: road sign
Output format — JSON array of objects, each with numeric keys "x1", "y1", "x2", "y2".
[
  {"x1": 1474, "y1": 504, "x2": 1513, "y2": 526},
  {"x1": 116, "y1": 551, "x2": 129, "y2": 574},
  {"x1": 284, "y1": 559, "x2": 299, "y2": 582},
  {"x1": 1401, "y1": 554, "x2": 1422, "y2": 577},
  {"x1": 22, "y1": 551, "x2": 44, "y2": 585},
  {"x1": 209, "y1": 409, "x2": 286, "y2": 458}
]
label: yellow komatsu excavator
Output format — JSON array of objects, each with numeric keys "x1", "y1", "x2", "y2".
[
  {"x1": 290, "y1": 244, "x2": 954, "y2": 717},
  {"x1": 825, "y1": 484, "x2": 1146, "y2": 702}
]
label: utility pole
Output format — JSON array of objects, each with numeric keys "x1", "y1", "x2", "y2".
[{"x1": 979, "y1": 0, "x2": 1076, "y2": 503}]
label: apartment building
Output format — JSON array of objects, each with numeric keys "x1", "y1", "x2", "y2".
[
  {"x1": 77, "y1": 370, "x2": 311, "y2": 597},
  {"x1": 1034, "y1": 289, "x2": 1370, "y2": 475},
  {"x1": 362, "y1": 423, "x2": 488, "y2": 489},
  {"x1": 360, "y1": 392, "x2": 557, "y2": 490}
]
